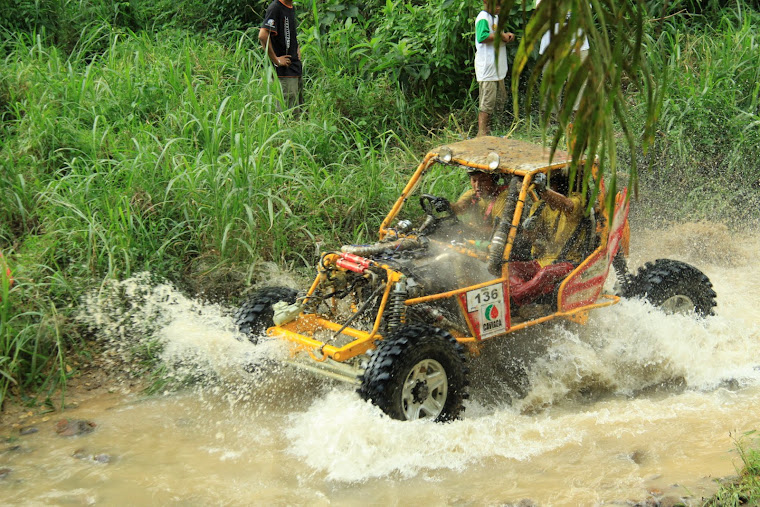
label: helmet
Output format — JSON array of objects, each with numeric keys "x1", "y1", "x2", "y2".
[{"x1": 466, "y1": 167, "x2": 500, "y2": 182}]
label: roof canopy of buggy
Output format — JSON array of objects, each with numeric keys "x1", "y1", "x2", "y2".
[{"x1": 430, "y1": 136, "x2": 575, "y2": 175}]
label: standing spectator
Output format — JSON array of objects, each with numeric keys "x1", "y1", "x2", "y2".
[
  {"x1": 259, "y1": 0, "x2": 303, "y2": 113},
  {"x1": 474, "y1": 0, "x2": 515, "y2": 137}
]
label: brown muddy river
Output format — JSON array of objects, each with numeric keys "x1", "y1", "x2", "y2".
[{"x1": 2, "y1": 224, "x2": 760, "y2": 505}]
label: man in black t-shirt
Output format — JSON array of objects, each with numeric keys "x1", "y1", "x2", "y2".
[{"x1": 259, "y1": 0, "x2": 303, "y2": 112}]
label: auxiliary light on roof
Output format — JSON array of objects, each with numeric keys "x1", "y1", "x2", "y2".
[
  {"x1": 438, "y1": 146, "x2": 452, "y2": 163},
  {"x1": 487, "y1": 151, "x2": 500, "y2": 170}
]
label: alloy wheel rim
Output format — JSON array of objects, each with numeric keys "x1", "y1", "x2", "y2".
[
  {"x1": 661, "y1": 294, "x2": 695, "y2": 315},
  {"x1": 400, "y1": 359, "x2": 448, "y2": 420}
]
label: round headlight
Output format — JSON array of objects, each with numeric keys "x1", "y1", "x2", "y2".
[
  {"x1": 487, "y1": 151, "x2": 500, "y2": 170},
  {"x1": 438, "y1": 146, "x2": 452, "y2": 163}
]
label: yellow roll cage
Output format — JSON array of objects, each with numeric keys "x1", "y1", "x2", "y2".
[{"x1": 267, "y1": 137, "x2": 622, "y2": 375}]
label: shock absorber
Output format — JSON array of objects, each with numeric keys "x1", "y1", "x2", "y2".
[{"x1": 387, "y1": 276, "x2": 407, "y2": 334}]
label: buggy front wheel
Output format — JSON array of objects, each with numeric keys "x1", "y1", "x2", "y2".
[
  {"x1": 358, "y1": 325, "x2": 468, "y2": 422},
  {"x1": 234, "y1": 286, "x2": 298, "y2": 343}
]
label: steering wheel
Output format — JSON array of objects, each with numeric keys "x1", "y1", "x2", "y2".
[
  {"x1": 419, "y1": 194, "x2": 454, "y2": 217},
  {"x1": 418, "y1": 194, "x2": 456, "y2": 234}
]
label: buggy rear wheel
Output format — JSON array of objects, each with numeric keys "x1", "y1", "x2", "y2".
[
  {"x1": 358, "y1": 325, "x2": 468, "y2": 422},
  {"x1": 626, "y1": 259, "x2": 717, "y2": 317},
  {"x1": 611, "y1": 252, "x2": 633, "y2": 295},
  {"x1": 234, "y1": 287, "x2": 298, "y2": 343}
]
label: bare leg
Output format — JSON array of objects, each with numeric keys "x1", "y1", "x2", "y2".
[{"x1": 478, "y1": 111, "x2": 490, "y2": 137}]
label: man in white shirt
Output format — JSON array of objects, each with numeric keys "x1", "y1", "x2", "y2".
[{"x1": 474, "y1": 0, "x2": 515, "y2": 137}]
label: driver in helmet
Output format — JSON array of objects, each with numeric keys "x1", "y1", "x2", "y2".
[{"x1": 449, "y1": 168, "x2": 511, "y2": 236}]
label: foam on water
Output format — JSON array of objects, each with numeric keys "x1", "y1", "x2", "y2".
[
  {"x1": 77, "y1": 273, "x2": 299, "y2": 405},
  {"x1": 516, "y1": 300, "x2": 760, "y2": 412},
  {"x1": 283, "y1": 390, "x2": 586, "y2": 482},
  {"x1": 73, "y1": 225, "x2": 760, "y2": 486},
  {"x1": 279, "y1": 295, "x2": 760, "y2": 482},
  {"x1": 280, "y1": 384, "x2": 760, "y2": 484}
]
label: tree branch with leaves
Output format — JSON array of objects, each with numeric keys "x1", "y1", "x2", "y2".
[{"x1": 500, "y1": 0, "x2": 666, "y2": 211}]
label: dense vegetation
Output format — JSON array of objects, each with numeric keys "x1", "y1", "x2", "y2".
[
  {"x1": 1, "y1": 0, "x2": 759, "y2": 500},
  {"x1": 1, "y1": 0, "x2": 758, "y2": 408},
  {"x1": 2, "y1": 0, "x2": 516, "y2": 406}
]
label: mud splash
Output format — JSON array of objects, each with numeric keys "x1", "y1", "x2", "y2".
[
  {"x1": 632, "y1": 221, "x2": 747, "y2": 267},
  {"x1": 2, "y1": 223, "x2": 759, "y2": 505}
]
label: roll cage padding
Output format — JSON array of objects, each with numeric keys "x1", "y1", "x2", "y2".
[{"x1": 486, "y1": 175, "x2": 523, "y2": 276}]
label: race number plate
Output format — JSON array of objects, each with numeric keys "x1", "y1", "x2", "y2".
[{"x1": 464, "y1": 283, "x2": 507, "y2": 339}]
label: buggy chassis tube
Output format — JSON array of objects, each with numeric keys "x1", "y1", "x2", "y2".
[
  {"x1": 380, "y1": 154, "x2": 436, "y2": 239},
  {"x1": 505, "y1": 294, "x2": 620, "y2": 335},
  {"x1": 281, "y1": 354, "x2": 363, "y2": 385},
  {"x1": 404, "y1": 282, "x2": 620, "y2": 342},
  {"x1": 404, "y1": 278, "x2": 509, "y2": 306},
  {"x1": 267, "y1": 254, "x2": 404, "y2": 363},
  {"x1": 498, "y1": 174, "x2": 532, "y2": 275},
  {"x1": 268, "y1": 316, "x2": 378, "y2": 361}
]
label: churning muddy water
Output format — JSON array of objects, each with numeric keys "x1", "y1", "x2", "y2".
[{"x1": 2, "y1": 223, "x2": 760, "y2": 506}]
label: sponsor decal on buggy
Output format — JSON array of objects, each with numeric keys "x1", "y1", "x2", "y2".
[
  {"x1": 459, "y1": 282, "x2": 510, "y2": 339},
  {"x1": 559, "y1": 188, "x2": 630, "y2": 311},
  {"x1": 480, "y1": 303, "x2": 505, "y2": 337}
]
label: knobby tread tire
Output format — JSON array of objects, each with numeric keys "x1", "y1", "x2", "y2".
[
  {"x1": 234, "y1": 287, "x2": 298, "y2": 343},
  {"x1": 358, "y1": 325, "x2": 469, "y2": 422},
  {"x1": 612, "y1": 252, "x2": 633, "y2": 294},
  {"x1": 626, "y1": 258, "x2": 717, "y2": 316}
]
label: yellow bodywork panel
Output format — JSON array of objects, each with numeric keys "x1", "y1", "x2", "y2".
[{"x1": 269, "y1": 315, "x2": 380, "y2": 362}]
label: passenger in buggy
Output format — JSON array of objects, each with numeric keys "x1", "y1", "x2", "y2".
[{"x1": 508, "y1": 171, "x2": 590, "y2": 307}]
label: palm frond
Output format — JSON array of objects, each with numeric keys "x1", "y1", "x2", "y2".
[{"x1": 502, "y1": 0, "x2": 664, "y2": 201}]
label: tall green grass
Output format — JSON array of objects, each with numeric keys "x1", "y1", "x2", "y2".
[
  {"x1": 705, "y1": 430, "x2": 760, "y2": 506},
  {"x1": 630, "y1": 5, "x2": 760, "y2": 223},
  {"x1": 0, "y1": 24, "x2": 426, "y2": 406}
]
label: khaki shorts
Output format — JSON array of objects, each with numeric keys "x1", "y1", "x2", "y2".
[
  {"x1": 478, "y1": 79, "x2": 507, "y2": 114},
  {"x1": 279, "y1": 76, "x2": 303, "y2": 111}
]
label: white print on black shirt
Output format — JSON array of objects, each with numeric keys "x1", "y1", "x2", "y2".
[{"x1": 284, "y1": 18, "x2": 291, "y2": 51}]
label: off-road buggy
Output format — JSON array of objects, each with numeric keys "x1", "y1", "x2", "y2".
[{"x1": 234, "y1": 137, "x2": 717, "y2": 422}]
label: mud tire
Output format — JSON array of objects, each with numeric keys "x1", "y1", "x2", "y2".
[
  {"x1": 611, "y1": 252, "x2": 633, "y2": 295},
  {"x1": 626, "y1": 259, "x2": 717, "y2": 316},
  {"x1": 234, "y1": 287, "x2": 298, "y2": 343},
  {"x1": 358, "y1": 325, "x2": 468, "y2": 422}
]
